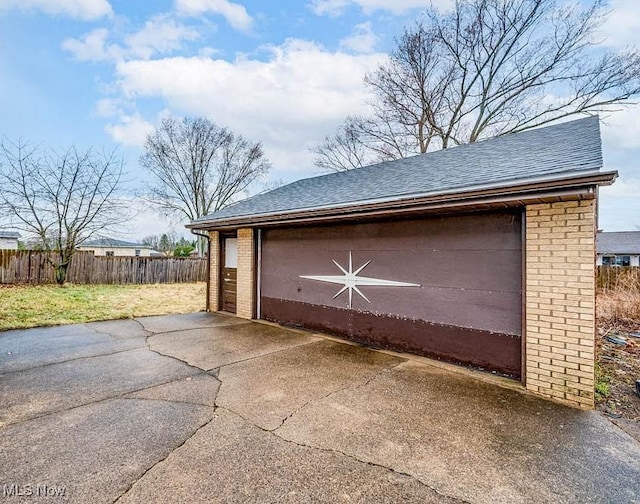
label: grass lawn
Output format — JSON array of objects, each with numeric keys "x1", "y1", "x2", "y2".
[{"x1": 0, "y1": 283, "x2": 206, "y2": 331}]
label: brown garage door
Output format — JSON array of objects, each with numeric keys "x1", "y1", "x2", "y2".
[{"x1": 260, "y1": 210, "x2": 522, "y2": 377}]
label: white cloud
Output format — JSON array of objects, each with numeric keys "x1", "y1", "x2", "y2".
[
  {"x1": 599, "y1": 176, "x2": 640, "y2": 231},
  {"x1": 0, "y1": 0, "x2": 112, "y2": 20},
  {"x1": 600, "y1": 176, "x2": 640, "y2": 199},
  {"x1": 63, "y1": 15, "x2": 200, "y2": 62},
  {"x1": 105, "y1": 113, "x2": 155, "y2": 147},
  {"x1": 598, "y1": 0, "x2": 640, "y2": 48},
  {"x1": 175, "y1": 0, "x2": 252, "y2": 32},
  {"x1": 62, "y1": 28, "x2": 120, "y2": 61},
  {"x1": 309, "y1": 0, "x2": 453, "y2": 16},
  {"x1": 119, "y1": 198, "x2": 190, "y2": 241},
  {"x1": 111, "y1": 39, "x2": 384, "y2": 173},
  {"x1": 600, "y1": 106, "x2": 640, "y2": 149},
  {"x1": 95, "y1": 98, "x2": 124, "y2": 118},
  {"x1": 309, "y1": 0, "x2": 349, "y2": 17},
  {"x1": 124, "y1": 15, "x2": 200, "y2": 59},
  {"x1": 340, "y1": 22, "x2": 378, "y2": 53}
]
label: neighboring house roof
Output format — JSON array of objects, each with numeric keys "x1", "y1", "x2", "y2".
[
  {"x1": 79, "y1": 238, "x2": 148, "y2": 248},
  {"x1": 597, "y1": 232, "x2": 640, "y2": 255},
  {"x1": 0, "y1": 231, "x2": 20, "y2": 239},
  {"x1": 189, "y1": 116, "x2": 616, "y2": 230}
]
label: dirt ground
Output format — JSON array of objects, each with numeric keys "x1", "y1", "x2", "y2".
[{"x1": 596, "y1": 328, "x2": 640, "y2": 421}]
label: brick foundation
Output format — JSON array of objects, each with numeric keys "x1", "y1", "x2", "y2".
[{"x1": 525, "y1": 200, "x2": 596, "y2": 408}]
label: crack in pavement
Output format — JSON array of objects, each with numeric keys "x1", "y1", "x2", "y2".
[
  {"x1": 2, "y1": 318, "x2": 460, "y2": 502},
  {"x1": 209, "y1": 356, "x2": 469, "y2": 503},
  {"x1": 112, "y1": 410, "x2": 217, "y2": 504},
  {"x1": 144, "y1": 345, "x2": 208, "y2": 372},
  {"x1": 138, "y1": 320, "x2": 218, "y2": 374},
  {"x1": 214, "y1": 338, "x2": 323, "y2": 370},
  {"x1": 145, "y1": 331, "x2": 322, "y2": 372},
  {"x1": 83, "y1": 321, "x2": 153, "y2": 339},
  {"x1": 108, "y1": 320, "x2": 224, "y2": 503},
  {"x1": 133, "y1": 316, "x2": 251, "y2": 336},
  {"x1": 218, "y1": 406, "x2": 470, "y2": 504},
  {"x1": 0, "y1": 368, "x2": 212, "y2": 429},
  {"x1": 271, "y1": 361, "x2": 405, "y2": 432},
  {"x1": 0, "y1": 345, "x2": 148, "y2": 377},
  {"x1": 0, "y1": 328, "x2": 212, "y2": 427},
  {"x1": 118, "y1": 395, "x2": 215, "y2": 409}
]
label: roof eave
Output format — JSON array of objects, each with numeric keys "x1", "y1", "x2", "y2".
[{"x1": 188, "y1": 169, "x2": 617, "y2": 231}]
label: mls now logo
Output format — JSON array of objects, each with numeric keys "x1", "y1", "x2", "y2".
[{"x1": 3, "y1": 484, "x2": 67, "y2": 497}]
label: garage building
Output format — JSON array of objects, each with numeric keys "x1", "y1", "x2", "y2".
[{"x1": 188, "y1": 116, "x2": 616, "y2": 408}]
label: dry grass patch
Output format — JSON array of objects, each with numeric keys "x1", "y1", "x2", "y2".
[
  {"x1": 598, "y1": 288, "x2": 640, "y2": 329},
  {"x1": 596, "y1": 272, "x2": 640, "y2": 421},
  {"x1": 597, "y1": 268, "x2": 640, "y2": 328},
  {"x1": 0, "y1": 283, "x2": 206, "y2": 331}
]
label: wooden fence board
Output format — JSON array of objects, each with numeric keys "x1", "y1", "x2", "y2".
[{"x1": 0, "y1": 250, "x2": 207, "y2": 285}]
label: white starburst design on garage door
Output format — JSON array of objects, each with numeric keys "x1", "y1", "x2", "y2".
[{"x1": 300, "y1": 251, "x2": 421, "y2": 308}]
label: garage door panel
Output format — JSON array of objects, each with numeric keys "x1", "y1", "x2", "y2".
[
  {"x1": 263, "y1": 248, "x2": 521, "y2": 297},
  {"x1": 260, "y1": 211, "x2": 522, "y2": 377},
  {"x1": 261, "y1": 297, "x2": 522, "y2": 377},
  {"x1": 261, "y1": 275, "x2": 520, "y2": 336},
  {"x1": 263, "y1": 213, "x2": 521, "y2": 251},
  {"x1": 363, "y1": 287, "x2": 521, "y2": 336}
]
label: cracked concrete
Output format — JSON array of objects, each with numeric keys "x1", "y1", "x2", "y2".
[
  {"x1": 123, "y1": 373, "x2": 220, "y2": 407},
  {"x1": 1, "y1": 313, "x2": 639, "y2": 503},
  {"x1": 116, "y1": 408, "x2": 460, "y2": 504},
  {"x1": 216, "y1": 339, "x2": 405, "y2": 431},
  {"x1": 0, "y1": 347, "x2": 199, "y2": 427},
  {"x1": 276, "y1": 360, "x2": 640, "y2": 503},
  {"x1": 0, "y1": 399, "x2": 213, "y2": 504},
  {"x1": 0, "y1": 321, "x2": 147, "y2": 374},
  {"x1": 147, "y1": 321, "x2": 321, "y2": 371}
]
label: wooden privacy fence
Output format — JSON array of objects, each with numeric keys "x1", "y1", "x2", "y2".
[
  {"x1": 597, "y1": 266, "x2": 640, "y2": 291},
  {"x1": 0, "y1": 250, "x2": 208, "y2": 285}
]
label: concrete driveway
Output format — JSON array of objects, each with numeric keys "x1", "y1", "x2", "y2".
[{"x1": 1, "y1": 313, "x2": 639, "y2": 503}]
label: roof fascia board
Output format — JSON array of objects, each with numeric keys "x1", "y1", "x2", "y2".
[
  {"x1": 188, "y1": 170, "x2": 616, "y2": 230},
  {"x1": 192, "y1": 186, "x2": 595, "y2": 231}
]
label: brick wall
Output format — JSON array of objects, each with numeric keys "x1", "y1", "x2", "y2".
[
  {"x1": 525, "y1": 199, "x2": 596, "y2": 408},
  {"x1": 236, "y1": 228, "x2": 255, "y2": 319},
  {"x1": 208, "y1": 231, "x2": 220, "y2": 312}
]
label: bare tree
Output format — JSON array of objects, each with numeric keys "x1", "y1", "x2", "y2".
[
  {"x1": 313, "y1": 0, "x2": 640, "y2": 171},
  {"x1": 141, "y1": 117, "x2": 271, "y2": 253},
  {"x1": 142, "y1": 232, "x2": 179, "y2": 256},
  {"x1": 314, "y1": 116, "x2": 418, "y2": 173},
  {"x1": 0, "y1": 140, "x2": 128, "y2": 284}
]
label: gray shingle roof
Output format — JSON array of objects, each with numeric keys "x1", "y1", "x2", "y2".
[
  {"x1": 0, "y1": 231, "x2": 20, "y2": 239},
  {"x1": 597, "y1": 232, "x2": 640, "y2": 255},
  {"x1": 80, "y1": 238, "x2": 147, "y2": 248},
  {"x1": 192, "y1": 116, "x2": 604, "y2": 226}
]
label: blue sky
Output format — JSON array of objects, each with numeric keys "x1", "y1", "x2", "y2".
[{"x1": 0, "y1": 0, "x2": 639, "y2": 240}]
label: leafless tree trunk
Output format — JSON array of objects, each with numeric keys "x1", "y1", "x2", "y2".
[
  {"x1": 313, "y1": 0, "x2": 640, "y2": 171},
  {"x1": 0, "y1": 140, "x2": 128, "y2": 284},
  {"x1": 140, "y1": 117, "x2": 271, "y2": 254}
]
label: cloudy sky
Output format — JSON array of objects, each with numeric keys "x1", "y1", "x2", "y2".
[{"x1": 0, "y1": 0, "x2": 639, "y2": 240}]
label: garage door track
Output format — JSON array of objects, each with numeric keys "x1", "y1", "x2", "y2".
[{"x1": 1, "y1": 313, "x2": 639, "y2": 503}]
